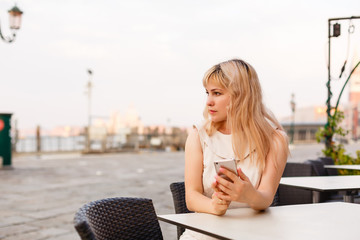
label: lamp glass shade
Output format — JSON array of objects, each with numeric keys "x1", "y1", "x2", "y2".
[{"x1": 8, "y1": 5, "x2": 23, "y2": 30}]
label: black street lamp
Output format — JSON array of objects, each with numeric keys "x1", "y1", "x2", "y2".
[{"x1": 0, "y1": 4, "x2": 23, "y2": 43}]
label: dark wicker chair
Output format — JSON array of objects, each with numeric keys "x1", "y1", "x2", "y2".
[
  {"x1": 170, "y1": 182, "x2": 193, "y2": 239},
  {"x1": 304, "y1": 159, "x2": 327, "y2": 176},
  {"x1": 271, "y1": 189, "x2": 280, "y2": 206},
  {"x1": 74, "y1": 197, "x2": 163, "y2": 240},
  {"x1": 318, "y1": 157, "x2": 338, "y2": 176},
  {"x1": 309, "y1": 158, "x2": 350, "y2": 202},
  {"x1": 304, "y1": 159, "x2": 338, "y2": 202},
  {"x1": 278, "y1": 162, "x2": 313, "y2": 206}
]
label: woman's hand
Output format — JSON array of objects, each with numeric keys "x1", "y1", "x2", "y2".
[
  {"x1": 215, "y1": 167, "x2": 255, "y2": 204},
  {"x1": 210, "y1": 186, "x2": 230, "y2": 215}
]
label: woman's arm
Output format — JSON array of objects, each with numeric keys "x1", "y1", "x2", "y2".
[
  {"x1": 215, "y1": 131, "x2": 288, "y2": 210},
  {"x1": 184, "y1": 128, "x2": 229, "y2": 215}
]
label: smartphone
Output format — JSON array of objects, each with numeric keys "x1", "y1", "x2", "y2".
[{"x1": 214, "y1": 159, "x2": 239, "y2": 181}]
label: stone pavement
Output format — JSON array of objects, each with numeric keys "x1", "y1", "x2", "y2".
[
  {"x1": 0, "y1": 143, "x2": 358, "y2": 240},
  {"x1": 0, "y1": 151, "x2": 185, "y2": 240}
]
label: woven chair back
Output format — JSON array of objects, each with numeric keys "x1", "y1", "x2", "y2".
[{"x1": 74, "y1": 197, "x2": 163, "y2": 240}]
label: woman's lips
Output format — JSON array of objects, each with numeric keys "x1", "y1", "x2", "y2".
[{"x1": 209, "y1": 110, "x2": 217, "y2": 114}]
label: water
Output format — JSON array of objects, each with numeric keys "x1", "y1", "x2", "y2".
[{"x1": 15, "y1": 136, "x2": 85, "y2": 152}]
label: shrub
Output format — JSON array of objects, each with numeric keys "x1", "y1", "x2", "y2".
[{"x1": 316, "y1": 111, "x2": 360, "y2": 175}]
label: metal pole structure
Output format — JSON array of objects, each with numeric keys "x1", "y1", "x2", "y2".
[
  {"x1": 290, "y1": 93, "x2": 296, "y2": 144},
  {"x1": 87, "y1": 69, "x2": 93, "y2": 129},
  {"x1": 326, "y1": 16, "x2": 360, "y2": 149},
  {"x1": 325, "y1": 19, "x2": 332, "y2": 149},
  {"x1": 85, "y1": 69, "x2": 93, "y2": 153}
]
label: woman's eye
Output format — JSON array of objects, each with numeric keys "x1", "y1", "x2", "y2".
[
  {"x1": 214, "y1": 92, "x2": 221, "y2": 96},
  {"x1": 205, "y1": 91, "x2": 209, "y2": 95}
]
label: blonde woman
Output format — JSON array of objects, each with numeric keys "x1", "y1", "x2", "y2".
[{"x1": 181, "y1": 59, "x2": 289, "y2": 240}]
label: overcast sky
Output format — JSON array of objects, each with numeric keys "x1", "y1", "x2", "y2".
[{"x1": 0, "y1": 0, "x2": 359, "y2": 130}]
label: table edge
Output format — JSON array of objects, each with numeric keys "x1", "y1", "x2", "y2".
[{"x1": 157, "y1": 215, "x2": 231, "y2": 240}]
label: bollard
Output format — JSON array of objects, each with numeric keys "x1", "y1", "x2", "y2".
[
  {"x1": 36, "y1": 125, "x2": 41, "y2": 153},
  {"x1": 0, "y1": 113, "x2": 13, "y2": 169}
]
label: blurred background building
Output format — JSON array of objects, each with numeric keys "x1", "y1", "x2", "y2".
[
  {"x1": 346, "y1": 54, "x2": 360, "y2": 140},
  {"x1": 281, "y1": 106, "x2": 327, "y2": 144}
]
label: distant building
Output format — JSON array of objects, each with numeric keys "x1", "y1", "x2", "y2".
[{"x1": 280, "y1": 106, "x2": 327, "y2": 143}]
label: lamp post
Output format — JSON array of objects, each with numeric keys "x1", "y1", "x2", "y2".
[
  {"x1": 290, "y1": 93, "x2": 296, "y2": 144},
  {"x1": 85, "y1": 69, "x2": 93, "y2": 153},
  {"x1": 86, "y1": 69, "x2": 93, "y2": 129},
  {"x1": 325, "y1": 16, "x2": 360, "y2": 149},
  {"x1": 0, "y1": 4, "x2": 23, "y2": 43}
]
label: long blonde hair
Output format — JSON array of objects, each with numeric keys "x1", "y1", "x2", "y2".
[{"x1": 203, "y1": 59, "x2": 288, "y2": 170}]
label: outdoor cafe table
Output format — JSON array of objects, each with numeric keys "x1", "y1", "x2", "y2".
[
  {"x1": 158, "y1": 202, "x2": 360, "y2": 240},
  {"x1": 324, "y1": 164, "x2": 360, "y2": 171},
  {"x1": 280, "y1": 175, "x2": 360, "y2": 203}
]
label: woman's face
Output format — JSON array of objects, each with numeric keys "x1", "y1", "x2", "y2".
[{"x1": 205, "y1": 81, "x2": 231, "y2": 125}]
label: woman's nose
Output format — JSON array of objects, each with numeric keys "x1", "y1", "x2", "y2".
[{"x1": 206, "y1": 96, "x2": 214, "y2": 106}]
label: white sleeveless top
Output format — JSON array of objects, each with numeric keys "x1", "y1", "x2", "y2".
[
  {"x1": 180, "y1": 122, "x2": 263, "y2": 240},
  {"x1": 196, "y1": 122, "x2": 262, "y2": 208}
]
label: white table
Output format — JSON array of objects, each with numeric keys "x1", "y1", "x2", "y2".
[
  {"x1": 158, "y1": 202, "x2": 360, "y2": 240},
  {"x1": 280, "y1": 175, "x2": 360, "y2": 203},
  {"x1": 324, "y1": 164, "x2": 360, "y2": 170}
]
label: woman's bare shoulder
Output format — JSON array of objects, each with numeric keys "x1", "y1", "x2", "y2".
[
  {"x1": 185, "y1": 127, "x2": 203, "y2": 153},
  {"x1": 186, "y1": 127, "x2": 200, "y2": 144}
]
